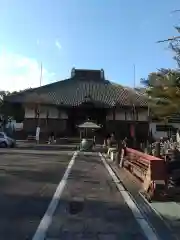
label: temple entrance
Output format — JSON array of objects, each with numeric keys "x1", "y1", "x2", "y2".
[{"x1": 67, "y1": 102, "x2": 107, "y2": 136}]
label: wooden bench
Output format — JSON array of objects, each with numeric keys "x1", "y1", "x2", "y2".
[
  {"x1": 124, "y1": 158, "x2": 148, "y2": 181},
  {"x1": 124, "y1": 148, "x2": 167, "y2": 201}
]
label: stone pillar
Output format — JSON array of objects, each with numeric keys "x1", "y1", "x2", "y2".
[{"x1": 154, "y1": 142, "x2": 161, "y2": 157}]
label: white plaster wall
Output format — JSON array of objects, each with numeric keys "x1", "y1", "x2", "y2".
[
  {"x1": 39, "y1": 106, "x2": 49, "y2": 118},
  {"x1": 108, "y1": 110, "x2": 148, "y2": 121},
  {"x1": 150, "y1": 122, "x2": 180, "y2": 139},
  {"x1": 5, "y1": 120, "x2": 23, "y2": 131},
  {"x1": 106, "y1": 111, "x2": 113, "y2": 120},
  {"x1": 59, "y1": 111, "x2": 68, "y2": 119},
  {"x1": 24, "y1": 107, "x2": 34, "y2": 118},
  {"x1": 138, "y1": 111, "x2": 148, "y2": 121},
  {"x1": 126, "y1": 111, "x2": 132, "y2": 121},
  {"x1": 48, "y1": 107, "x2": 59, "y2": 119},
  {"x1": 115, "y1": 110, "x2": 125, "y2": 120},
  {"x1": 25, "y1": 106, "x2": 68, "y2": 119},
  {"x1": 15, "y1": 122, "x2": 23, "y2": 131}
]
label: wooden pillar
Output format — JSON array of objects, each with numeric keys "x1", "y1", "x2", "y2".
[
  {"x1": 125, "y1": 109, "x2": 127, "y2": 121},
  {"x1": 113, "y1": 107, "x2": 116, "y2": 121}
]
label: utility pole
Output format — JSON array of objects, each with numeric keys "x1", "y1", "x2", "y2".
[
  {"x1": 36, "y1": 62, "x2": 43, "y2": 144},
  {"x1": 36, "y1": 38, "x2": 43, "y2": 143},
  {"x1": 132, "y1": 64, "x2": 136, "y2": 148},
  {"x1": 37, "y1": 62, "x2": 42, "y2": 127},
  {"x1": 133, "y1": 64, "x2": 136, "y2": 88},
  {"x1": 147, "y1": 96, "x2": 151, "y2": 152},
  {"x1": 39, "y1": 62, "x2": 43, "y2": 87}
]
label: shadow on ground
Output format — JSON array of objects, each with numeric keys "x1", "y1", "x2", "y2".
[
  {"x1": 0, "y1": 152, "x2": 72, "y2": 240},
  {"x1": 17, "y1": 145, "x2": 78, "y2": 151},
  {"x1": 110, "y1": 164, "x2": 179, "y2": 240},
  {"x1": 0, "y1": 194, "x2": 148, "y2": 240}
]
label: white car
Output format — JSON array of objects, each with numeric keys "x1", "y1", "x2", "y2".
[{"x1": 0, "y1": 132, "x2": 16, "y2": 148}]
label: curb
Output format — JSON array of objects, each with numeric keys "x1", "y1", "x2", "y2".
[
  {"x1": 101, "y1": 153, "x2": 178, "y2": 240},
  {"x1": 139, "y1": 191, "x2": 179, "y2": 240},
  {"x1": 99, "y1": 153, "x2": 160, "y2": 240}
]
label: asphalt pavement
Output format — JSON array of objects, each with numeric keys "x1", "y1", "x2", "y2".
[
  {"x1": 0, "y1": 149, "x2": 73, "y2": 240},
  {"x1": 0, "y1": 149, "x2": 171, "y2": 240},
  {"x1": 43, "y1": 152, "x2": 153, "y2": 240}
]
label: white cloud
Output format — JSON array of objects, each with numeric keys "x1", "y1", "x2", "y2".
[
  {"x1": 55, "y1": 40, "x2": 62, "y2": 50},
  {"x1": 0, "y1": 49, "x2": 55, "y2": 92}
]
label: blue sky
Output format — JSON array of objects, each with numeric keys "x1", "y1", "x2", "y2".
[{"x1": 0, "y1": 0, "x2": 180, "y2": 91}]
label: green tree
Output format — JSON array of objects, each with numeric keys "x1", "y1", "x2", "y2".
[
  {"x1": 0, "y1": 91, "x2": 10, "y2": 115},
  {"x1": 141, "y1": 69, "x2": 180, "y2": 120},
  {"x1": 141, "y1": 21, "x2": 180, "y2": 120},
  {"x1": 0, "y1": 90, "x2": 24, "y2": 122}
]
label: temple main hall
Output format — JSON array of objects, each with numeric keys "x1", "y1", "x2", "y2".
[{"x1": 6, "y1": 68, "x2": 148, "y2": 141}]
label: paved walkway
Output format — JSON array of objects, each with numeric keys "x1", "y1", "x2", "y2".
[
  {"x1": 34, "y1": 152, "x2": 156, "y2": 240},
  {"x1": 151, "y1": 201, "x2": 180, "y2": 238},
  {"x1": 107, "y1": 160, "x2": 179, "y2": 240}
]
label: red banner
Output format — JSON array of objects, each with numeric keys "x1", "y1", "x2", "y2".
[{"x1": 130, "y1": 124, "x2": 135, "y2": 137}]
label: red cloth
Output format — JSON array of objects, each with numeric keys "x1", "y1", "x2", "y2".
[{"x1": 130, "y1": 124, "x2": 135, "y2": 137}]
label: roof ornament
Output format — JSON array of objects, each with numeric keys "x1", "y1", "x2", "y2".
[
  {"x1": 100, "y1": 69, "x2": 104, "y2": 79},
  {"x1": 71, "y1": 68, "x2": 76, "y2": 78}
]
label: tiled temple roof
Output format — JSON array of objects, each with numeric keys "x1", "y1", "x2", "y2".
[{"x1": 5, "y1": 69, "x2": 148, "y2": 108}]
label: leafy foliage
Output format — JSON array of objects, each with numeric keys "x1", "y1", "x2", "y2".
[
  {"x1": 141, "y1": 69, "x2": 180, "y2": 120},
  {"x1": 141, "y1": 24, "x2": 180, "y2": 121},
  {"x1": 0, "y1": 90, "x2": 24, "y2": 122},
  {"x1": 170, "y1": 28, "x2": 180, "y2": 67}
]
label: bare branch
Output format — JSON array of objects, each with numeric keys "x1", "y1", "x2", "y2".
[
  {"x1": 157, "y1": 36, "x2": 180, "y2": 43},
  {"x1": 171, "y1": 10, "x2": 180, "y2": 14}
]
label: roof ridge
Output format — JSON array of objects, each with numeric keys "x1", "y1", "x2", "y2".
[
  {"x1": 6, "y1": 77, "x2": 148, "y2": 107},
  {"x1": 8, "y1": 78, "x2": 70, "y2": 97},
  {"x1": 34, "y1": 78, "x2": 70, "y2": 90}
]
